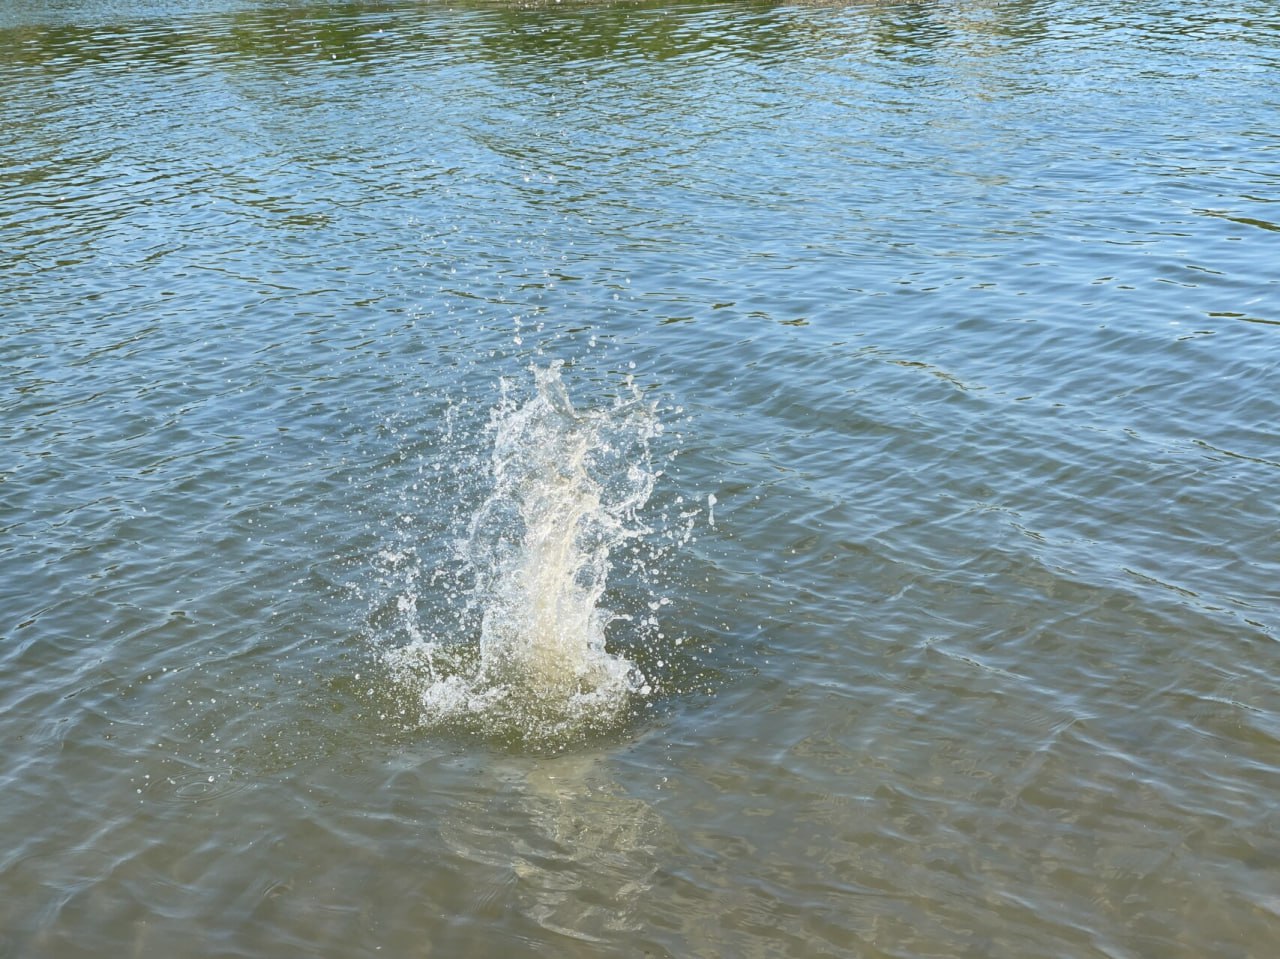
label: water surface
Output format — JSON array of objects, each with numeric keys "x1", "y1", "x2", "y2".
[{"x1": 2, "y1": 1, "x2": 1279, "y2": 956}]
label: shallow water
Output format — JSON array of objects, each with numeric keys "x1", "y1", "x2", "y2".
[{"x1": 2, "y1": 0, "x2": 1279, "y2": 956}]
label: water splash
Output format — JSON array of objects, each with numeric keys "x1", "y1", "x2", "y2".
[{"x1": 380, "y1": 362, "x2": 665, "y2": 749}]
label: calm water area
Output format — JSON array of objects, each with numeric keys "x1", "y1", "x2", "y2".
[{"x1": 2, "y1": 0, "x2": 1279, "y2": 956}]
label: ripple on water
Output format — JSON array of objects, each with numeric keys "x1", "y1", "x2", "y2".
[{"x1": 2, "y1": 1, "x2": 1280, "y2": 958}]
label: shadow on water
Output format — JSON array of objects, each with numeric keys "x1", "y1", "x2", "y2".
[
  {"x1": 5, "y1": 0, "x2": 1275, "y2": 76},
  {"x1": 0, "y1": 0, "x2": 1082, "y2": 74}
]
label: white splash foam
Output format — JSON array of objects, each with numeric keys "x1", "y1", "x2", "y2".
[{"x1": 381, "y1": 361, "x2": 662, "y2": 748}]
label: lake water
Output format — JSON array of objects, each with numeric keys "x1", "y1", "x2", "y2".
[{"x1": 2, "y1": 1, "x2": 1278, "y2": 956}]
